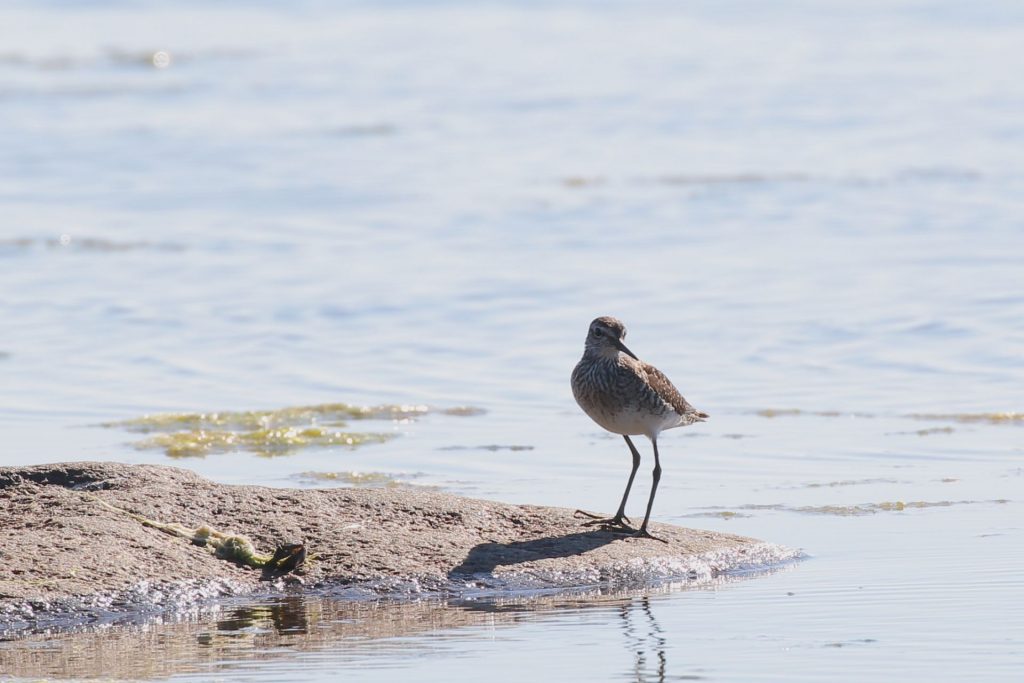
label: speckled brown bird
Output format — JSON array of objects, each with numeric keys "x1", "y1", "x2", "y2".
[{"x1": 571, "y1": 316, "x2": 708, "y2": 540}]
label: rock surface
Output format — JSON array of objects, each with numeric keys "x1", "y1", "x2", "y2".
[{"x1": 1, "y1": 462, "x2": 794, "y2": 631}]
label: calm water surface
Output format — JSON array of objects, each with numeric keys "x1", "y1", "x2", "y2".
[{"x1": 1, "y1": 1, "x2": 1022, "y2": 681}]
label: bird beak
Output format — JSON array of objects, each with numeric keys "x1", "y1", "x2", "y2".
[{"x1": 613, "y1": 338, "x2": 639, "y2": 360}]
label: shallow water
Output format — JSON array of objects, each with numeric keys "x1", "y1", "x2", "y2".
[{"x1": 1, "y1": 0, "x2": 1023, "y2": 680}]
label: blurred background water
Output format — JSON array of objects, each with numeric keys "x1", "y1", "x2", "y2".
[{"x1": 1, "y1": 1, "x2": 1022, "y2": 681}]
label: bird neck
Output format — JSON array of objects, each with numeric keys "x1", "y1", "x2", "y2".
[{"x1": 582, "y1": 345, "x2": 627, "y2": 363}]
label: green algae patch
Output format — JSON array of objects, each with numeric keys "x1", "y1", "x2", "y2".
[
  {"x1": 439, "y1": 444, "x2": 535, "y2": 452},
  {"x1": 440, "y1": 406, "x2": 488, "y2": 417},
  {"x1": 90, "y1": 498, "x2": 306, "y2": 575},
  {"x1": 907, "y1": 412, "x2": 1024, "y2": 425},
  {"x1": 791, "y1": 500, "x2": 980, "y2": 516},
  {"x1": 753, "y1": 408, "x2": 1023, "y2": 425},
  {"x1": 681, "y1": 510, "x2": 751, "y2": 520},
  {"x1": 754, "y1": 408, "x2": 875, "y2": 419},
  {"x1": 292, "y1": 471, "x2": 419, "y2": 485},
  {"x1": 798, "y1": 478, "x2": 902, "y2": 489},
  {"x1": 103, "y1": 402, "x2": 486, "y2": 458},
  {"x1": 105, "y1": 403, "x2": 450, "y2": 434},
  {"x1": 562, "y1": 175, "x2": 606, "y2": 188},
  {"x1": 696, "y1": 499, "x2": 1011, "y2": 518},
  {"x1": 889, "y1": 426, "x2": 956, "y2": 436},
  {"x1": 137, "y1": 427, "x2": 393, "y2": 458},
  {"x1": 0, "y1": 235, "x2": 185, "y2": 252},
  {"x1": 780, "y1": 499, "x2": 1006, "y2": 516},
  {"x1": 755, "y1": 408, "x2": 809, "y2": 418}
]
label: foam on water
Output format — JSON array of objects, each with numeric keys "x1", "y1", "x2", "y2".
[
  {"x1": 0, "y1": 543, "x2": 800, "y2": 637},
  {"x1": 0, "y1": 578, "x2": 254, "y2": 636}
]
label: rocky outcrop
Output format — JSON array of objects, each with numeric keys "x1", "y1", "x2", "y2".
[{"x1": 0, "y1": 462, "x2": 795, "y2": 632}]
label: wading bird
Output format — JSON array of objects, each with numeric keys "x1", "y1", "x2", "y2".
[{"x1": 571, "y1": 316, "x2": 708, "y2": 540}]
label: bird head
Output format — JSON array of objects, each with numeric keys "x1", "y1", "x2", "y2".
[{"x1": 585, "y1": 316, "x2": 638, "y2": 360}]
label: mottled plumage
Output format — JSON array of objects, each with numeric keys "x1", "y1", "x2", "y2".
[{"x1": 571, "y1": 316, "x2": 707, "y2": 540}]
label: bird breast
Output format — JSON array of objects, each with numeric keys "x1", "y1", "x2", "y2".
[{"x1": 571, "y1": 355, "x2": 674, "y2": 437}]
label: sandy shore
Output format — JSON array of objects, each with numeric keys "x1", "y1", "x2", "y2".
[{"x1": 1, "y1": 462, "x2": 793, "y2": 633}]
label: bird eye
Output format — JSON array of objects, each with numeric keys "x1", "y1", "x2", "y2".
[{"x1": 592, "y1": 328, "x2": 603, "y2": 337}]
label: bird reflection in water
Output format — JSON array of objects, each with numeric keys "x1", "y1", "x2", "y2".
[
  {"x1": 619, "y1": 596, "x2": 675, "y2": 683},
  {"x1": 210, "y1": 596, "x2": 312, "y2": 638}
]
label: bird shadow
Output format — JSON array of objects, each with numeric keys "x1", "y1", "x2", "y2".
[{"x1": 448, "y1": 530, "x2": 621, "y2": 578}]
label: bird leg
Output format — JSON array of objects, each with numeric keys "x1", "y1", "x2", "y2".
[
  {"x1": 574, "y1": 435, "x2": 642, "y2": 533},
  {"x1": 632, "y1": 438, "x2": 667, "y2": 543}
]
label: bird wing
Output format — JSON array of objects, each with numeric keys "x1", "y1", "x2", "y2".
[{"x1": 641, "y1": 362, "x2": 708, "y2": 421}]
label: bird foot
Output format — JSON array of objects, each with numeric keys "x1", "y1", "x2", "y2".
[
  {"x1": 630, "y1": 527, "x2": 668, "y2": 543},
  {"x1": 573, "y1": 509, "x2": 635, "y2": 533}
]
